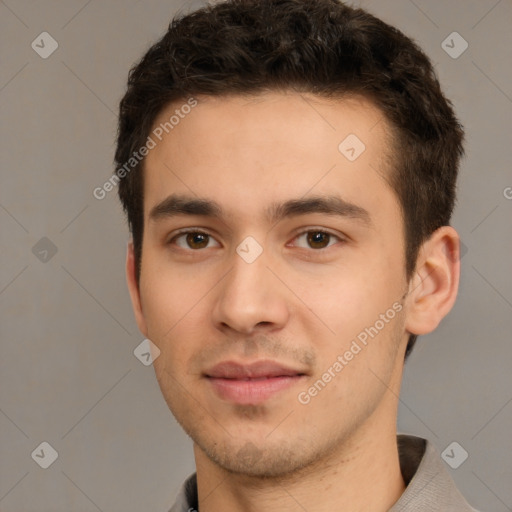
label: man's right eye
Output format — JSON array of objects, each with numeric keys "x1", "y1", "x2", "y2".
[{"x1": 169, "y1": 230, "x2": 221, "y2": 250}]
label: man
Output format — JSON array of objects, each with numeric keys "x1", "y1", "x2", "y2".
[{"x1": 116, "y1": 0, "x2": 478, "y2": 510}]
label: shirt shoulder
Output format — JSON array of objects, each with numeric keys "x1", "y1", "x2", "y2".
[{"x1": 390, "y1": 434, "x2": 480, "y2": 512}]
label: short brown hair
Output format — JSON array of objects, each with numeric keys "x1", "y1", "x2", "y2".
[{"x1": 115, "y1": 0, "x2": 464, "y2": 357}]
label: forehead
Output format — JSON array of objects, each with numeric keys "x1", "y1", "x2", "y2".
[
  {"x1": 142, "y1": 91, "x2": 397, "y2": 223},
  {"x1": 149, "y1": 91, "x2": 390, "y2": 154}
]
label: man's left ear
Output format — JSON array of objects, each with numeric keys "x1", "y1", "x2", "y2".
[{"x1": 405, "y1": 226, "x2": 460, "y2": 336}]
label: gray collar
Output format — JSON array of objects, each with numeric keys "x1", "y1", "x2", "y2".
[{"x1": 389, "y1": 434, "x2": 477, "y2": 511}]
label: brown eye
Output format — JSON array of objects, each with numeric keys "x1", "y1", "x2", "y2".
[
  {"x1": 290, "y1": 229, "x2": 345, "y2": 251},
  {"x1": 185, "y1": 232, "x2": 209, "y2": 249},
  {"x1": 306, "y1": 231, "x2": 331, "y2": 249},
  {"x1": 171, "y1": 231, "x2": 219, "y2": 250}
]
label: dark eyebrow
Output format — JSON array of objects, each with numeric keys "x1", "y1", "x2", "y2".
[
  {"x1": 266, "y1": 195, "x2": 372, "y2": 227},
  {"x1": 149, "y1": 194, "x2": 372, "y2": 227},
  {"x1": 149, "y1": 195, "x2": 222, "y2": 221}
]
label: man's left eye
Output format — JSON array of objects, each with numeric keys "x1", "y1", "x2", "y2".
[{"x1": 292, "y1": 230, "x2": 342, "y2": 250}]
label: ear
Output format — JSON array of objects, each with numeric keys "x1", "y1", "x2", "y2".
[
  {"x1": 126, "y1": 241, "x2": 148, "y2": 337},
  {"x1": 405, "y1": 226, "x2": 460, "y2": 336}
]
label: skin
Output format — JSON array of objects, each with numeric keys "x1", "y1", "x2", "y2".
[{"x1": 126, "y1": 91, "x2": 460, "y2": 512}]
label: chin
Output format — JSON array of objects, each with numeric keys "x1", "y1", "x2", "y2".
[{"x1": 195, "y1": 434, "x2": 323, "y2": 479}]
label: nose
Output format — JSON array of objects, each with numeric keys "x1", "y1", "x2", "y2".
[{"x1": 212, "y1": 246, "x2": 289, "y2": 336}]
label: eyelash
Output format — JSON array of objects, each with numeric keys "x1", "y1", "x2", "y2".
[{"x1": 167, "y1": 228, "x2": 345, "y2": 251}]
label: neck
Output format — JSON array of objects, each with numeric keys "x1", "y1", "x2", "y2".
[{"x1": 193, "y1": 397, "x2": 405, "y2": 512}]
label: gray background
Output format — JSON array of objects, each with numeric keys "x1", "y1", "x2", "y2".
[{"x1": 1, "y1": 0, "x2": 511, "y2": 511}]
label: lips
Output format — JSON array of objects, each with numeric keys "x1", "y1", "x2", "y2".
[
  {"x1": 204, "y1": 360, "x2": 307, "y2": 404},
  {"x1": 205, "y1": 360, "x2": 306, "y2": 379}
]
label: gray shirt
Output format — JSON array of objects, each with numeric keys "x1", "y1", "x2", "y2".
[{"x1": 169, "y1": 434, "x2": 479, "y2": 511}]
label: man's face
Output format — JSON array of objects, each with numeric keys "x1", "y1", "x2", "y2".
[{"x1": 129, "y1": 92, "x2": 411, "y2": 477}]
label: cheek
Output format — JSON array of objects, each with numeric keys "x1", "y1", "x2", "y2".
[
  {"x1": 139, "y1": 261, "x2": 214, "y2": 369},
  {"x1": 139, "y1": 246, "x2": 205, "y2": 328},
  {"x1": 300, "y1": 259, "x2": 403, "y2": 340},
  {"x1": 139, "y1": 267, "x2": 188, "y2": 353},
  {"x1": 296, "y1": 302, "x2": 405, "y2": 431},
  {"x1": 298, "y1": 257, "x2": 406, "y2": 397}
]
